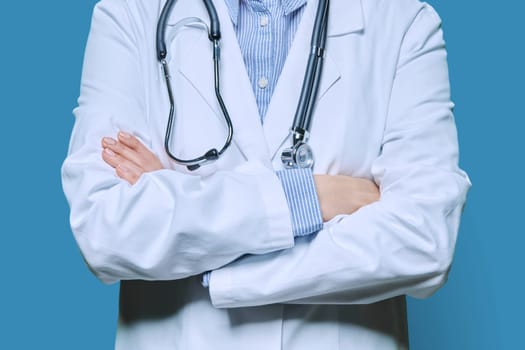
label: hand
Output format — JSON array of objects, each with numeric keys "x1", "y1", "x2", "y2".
[
  {"x1": 101, "y1": 131, "x2": 164, "y2": 185},
  {"x1": 314, "y1": 175, "x2": 380, "y2": 222}
]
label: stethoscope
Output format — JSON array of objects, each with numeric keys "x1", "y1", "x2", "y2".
[{"x1": 156, "y1": 0, "x2": 329, "y2": 171}]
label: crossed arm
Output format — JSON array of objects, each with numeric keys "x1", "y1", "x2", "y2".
[
  {"x1": 63, "y1": 0, "x2": 470, "y2": 306},
  {"x1": 100, "y1": 132, "x2": 380, "y2": 223}
]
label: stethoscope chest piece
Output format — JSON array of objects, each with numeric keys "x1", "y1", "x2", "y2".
[{"x1": 281, "y1": 142, "x2": 315, "y2": 169}]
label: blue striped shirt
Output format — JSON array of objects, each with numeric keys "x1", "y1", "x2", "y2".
[
  {"x1": 225, "y1": 0, "x2": 307, "y2": 119},
  {"x1": 276, "y1": 168, "x2": 322, "y2": 237}
]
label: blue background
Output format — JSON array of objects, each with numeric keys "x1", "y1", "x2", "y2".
[{"x1": 0, "y1": 1, "x2": 522, "y2": 349}]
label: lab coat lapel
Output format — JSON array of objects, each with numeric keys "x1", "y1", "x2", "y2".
[
  {"x1": 263, "y1": 0, "x2": 365, "y2": 161},
  {"x1": 173, "y1": 0, "x2": 269, "y2": 164}
]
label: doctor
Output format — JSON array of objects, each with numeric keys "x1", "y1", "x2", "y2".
[{"x1": 62, "y1": 0, "x2": 470, "y2": 349}]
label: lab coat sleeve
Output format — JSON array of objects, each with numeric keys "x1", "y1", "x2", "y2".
[
  {"x1": 208, "y1": 5, "x2": 471, "y2": 308},
  {"x1": 61, "y1": 0, "x2": 294, "y2": 284}
]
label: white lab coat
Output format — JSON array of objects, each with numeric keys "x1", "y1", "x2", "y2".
[{"x1": 62, "y1": 0, "x2": 471, "y2": 348}]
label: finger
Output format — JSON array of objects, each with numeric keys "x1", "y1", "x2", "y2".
[
  {"x1": 118, "y1": 132, "x2": 163, "y2": 172},
  {"x1": 102, "y1": 137, "x2": 144, "y2": 169},
  {"x1": 118, "y1": 131, "x2": 143, "y2": 151},
  {"x1": 102, "y1": 148, "x2": 144, "y2": 184},
  {"x1": 101, "y1": 147, "x2": 119, "y2": 169},
  {"x1": 102, "y1": 147, "x2": 143, "y2": 174},
  {"x1": 116, "y1": 164, "x2": 141, "y2": 185}
]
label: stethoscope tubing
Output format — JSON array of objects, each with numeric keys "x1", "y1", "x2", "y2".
[
  {"x1": 291, "y1": 0, "x2": 329, "y2": 144},
  {"x1": 157, "y1": 0, "x2": 329, "y2": 170},
  {"x1": 158, "y1": 0, "x2": 233, "y2": 170}
]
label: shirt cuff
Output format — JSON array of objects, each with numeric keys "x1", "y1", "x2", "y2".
[{"x1": 276, "y1": 168, "x2": 323, "y2": 237}]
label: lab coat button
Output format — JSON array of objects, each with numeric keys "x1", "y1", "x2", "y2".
[{"x1": 258, "y1": 76, "x2": 269, "y2": 89}]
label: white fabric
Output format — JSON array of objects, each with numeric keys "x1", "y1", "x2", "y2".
[{"x1": 61, "y1": 0, "x2": 471, "y2": 349}]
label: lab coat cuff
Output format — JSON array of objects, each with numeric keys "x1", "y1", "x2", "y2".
[
  {"x1": 255, "y1": 168, "x2": 296, "y2": 249},
  {"x1": 209, "y1": 268, "x2": 234, "y2": 307}
]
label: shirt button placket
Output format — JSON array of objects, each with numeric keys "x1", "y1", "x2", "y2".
[
  {"x1": 258, "y1": 76, "x2": 269, "y2": 89},
  {"x1": 257, "y1": 11, "x2": 270, "y2": 91}
]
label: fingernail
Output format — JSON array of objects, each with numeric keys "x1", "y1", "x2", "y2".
[
  {"x1": 104, "y1": 148, "x2": 115, "y2": 157},
  {"x1": 119, "y1": 131, "x2": 131, "y2": 139},
  {"x1": 103, "y1": 137, "x2": 116, "y2": 145}
]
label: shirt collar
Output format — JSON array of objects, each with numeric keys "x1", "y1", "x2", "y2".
[
  {"x1": 281, "y1": 0, "x2": 308, "y2": 15},
  {"x1": 224, "y1": 0, "x2": 308, "y2": 26}
]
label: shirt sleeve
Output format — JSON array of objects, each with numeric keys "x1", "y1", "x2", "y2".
[{"x1": 276, "y1": 169, "x2": 323, "y2": 237}]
